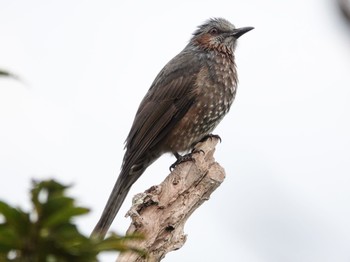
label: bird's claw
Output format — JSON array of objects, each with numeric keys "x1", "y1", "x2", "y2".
[
  {"x1": 199, "y1": 134, "x2": 222, "y2": 143},
  {"x1": 169, "y1": 149, "x2": 204, "y2": 171}
]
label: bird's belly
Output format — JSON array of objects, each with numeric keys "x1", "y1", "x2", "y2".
[{"x1": 164, "y1": 93, "x2": 233, "y2": 153}]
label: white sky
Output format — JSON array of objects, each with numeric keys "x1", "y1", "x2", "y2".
[{"x1": 1, "y1": 1, "x2": 350, "y2": 261}]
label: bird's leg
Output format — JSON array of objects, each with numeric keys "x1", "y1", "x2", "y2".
[
  {"x1": 169, "y1": 152, "x2": 193, "y2": 171},
  {"x1": 199, "y1": 133, "x2": 222, "y2": 143},
  {"x1": 169, "y1": 134, "x2": 221, "y2": 171},
  {"x1": 169, "y1": 149, "x2": 204, "y2": 171}
]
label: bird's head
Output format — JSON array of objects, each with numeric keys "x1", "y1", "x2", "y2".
[{"x1": 191, "y1": 18, "x2": 253, "y2": 54}]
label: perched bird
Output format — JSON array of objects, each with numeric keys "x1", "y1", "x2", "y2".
[{"x1": 92, "y1": 18, "x2": 253, "y2": 238}]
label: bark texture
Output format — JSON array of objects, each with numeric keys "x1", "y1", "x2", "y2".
[{"x1": 117, "y1": 137, "x2": 225, "y2": 262}]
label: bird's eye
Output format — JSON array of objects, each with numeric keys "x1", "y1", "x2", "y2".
[{"x1": 209, "y1": 28, "x2": 218, "y2": 34}]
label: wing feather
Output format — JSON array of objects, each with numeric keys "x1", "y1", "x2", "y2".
[{"x1": 122, "y1": 50, "x2": 201, "y2": 174}]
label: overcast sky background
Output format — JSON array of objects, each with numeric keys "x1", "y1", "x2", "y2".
[{"x1": 1, "y1": 1, "x2": 350, "y2": 261}]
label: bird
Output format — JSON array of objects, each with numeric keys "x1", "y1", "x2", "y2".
[{"x1": 92, "y1": 18, "x2": 253, "y2": 238}]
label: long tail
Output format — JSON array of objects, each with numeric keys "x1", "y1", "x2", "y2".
[
  {"x1": 91, "y1": 155, "x2": 158, "y2": 239},
  {"x1": 91, "y1": 173, "x2": 131, "y2": 238}
]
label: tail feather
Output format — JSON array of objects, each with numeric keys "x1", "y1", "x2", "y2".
[
  {"x1": 91, "y1": 146, "x2": 160, "y2": 239},
  {"x1": 91, "y1": 156, "x2": 158, "y2": 239},
  {"x1": 91, "y1": 176, "x2": 131, "y2": 238}
]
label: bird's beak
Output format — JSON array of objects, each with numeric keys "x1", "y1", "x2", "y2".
[{"x1": 231, "y1": 27, "x2": 254, "y2": 39}]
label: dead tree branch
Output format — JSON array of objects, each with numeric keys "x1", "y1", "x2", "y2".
[{"x1": 117, "y1": 137, "x2": 225, "y2": 262}]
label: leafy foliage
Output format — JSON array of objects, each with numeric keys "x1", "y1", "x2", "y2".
[{"x1": 0, "y1": 179, "x2": 143, "y2": 261}]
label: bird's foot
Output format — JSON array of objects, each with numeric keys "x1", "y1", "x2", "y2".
[
  {"x1": 199, "y1": 133, "x2": 222, "y2": 143},
  {"x1": 169, "y1": 149, "x2": 204, "y2": 171}
]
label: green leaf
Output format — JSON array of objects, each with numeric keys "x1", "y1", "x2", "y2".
[
  {"x1": 0, "y1": 70, "x2": 12, "y2": 77},
  {"x1": 0, "y1": 69, "x2": 20, "y2": 81},
  {"x1": 0, "y1": 201, "x2": 21, "y2": 222},
  {"x1": 0, "y1": 179, "x2": 143, "y2": 260},
  {"x1": 43, "y1": 206, "x2": 89, "y2": 228},
  {"x1": 0, "y1": 225, "x2": 19, "y2": 251},
  {"x1": 0, "y1": 201, "x2": 31, "y2": 235},
  {"x1": 94, "y1": 233, "x2": 145, "y2": 254}
]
